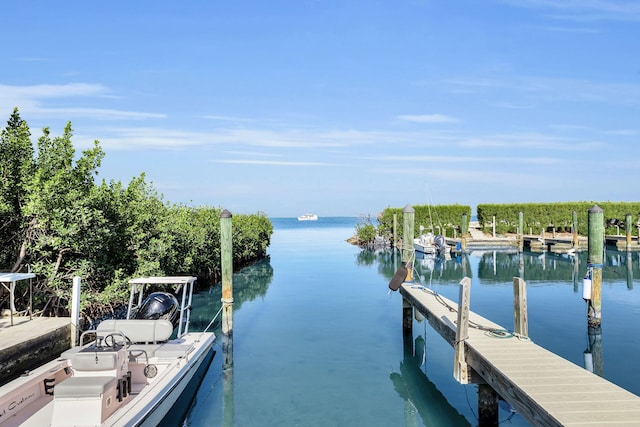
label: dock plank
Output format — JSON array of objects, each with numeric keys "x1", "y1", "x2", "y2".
[{"x1": 400, "y1": 283, "x2": 640, "y2": 427}]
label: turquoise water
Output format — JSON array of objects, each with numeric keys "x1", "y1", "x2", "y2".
[{"x1": 180, "y1": 217, "x2": 640, "y2": 426}]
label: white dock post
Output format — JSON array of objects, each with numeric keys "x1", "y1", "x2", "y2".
[
  {"x1": 453, "y1": 277, "x2": 471, "y2": 384},
  {"x1": 71, "y1": 277, "x2": 81, "y2": 347}
]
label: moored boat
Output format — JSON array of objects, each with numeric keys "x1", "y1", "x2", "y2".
[
  {"x1": 0, "y1": 276, "x2": 217, "y2": 427},
  {"x1": 414, "y1": 232, "x2": 448, "y2": 256}
]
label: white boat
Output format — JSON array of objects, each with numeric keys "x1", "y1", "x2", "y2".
[
  {"x1": 297, "y1": 213, "x2": 318, "y2": 221},
  {"x1": 0, "y1": 276, "x2": 217, "y2": 427},
  {"x1": 414, "y1": 231, "x2": 448, "y2": 256}
]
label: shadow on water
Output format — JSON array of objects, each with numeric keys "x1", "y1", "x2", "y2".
[
  {"x1": 158, "y1": 348, "x2": 216, "y2": 427},
  {"x1": 390, "y1": 335, "x2": 470, "y2": 427}
]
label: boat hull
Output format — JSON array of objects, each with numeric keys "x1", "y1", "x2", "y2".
[
  {"x1": 0, "y1": 332, "x2": 216, "y2": 427},
  {"x1": 111, "y1": 332, "x2": 216, "y2": 427},
  {"x1": 297, "y1": 214, "x2": 318, "y2": 221}
]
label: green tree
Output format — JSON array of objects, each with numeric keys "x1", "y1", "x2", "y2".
[
  {"x1": 0, "y1": 108, "x2": 34, "y2": 269},
  {"x1": 19, "y1": 122, "x2": 105, "y2": 312},
  {"x1": 0, "y1": 111, "x2": 273, "y2": 319}
]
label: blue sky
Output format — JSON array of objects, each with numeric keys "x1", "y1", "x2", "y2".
[{"x1": 1, "y1": 1, "x2": 639, "y2": 218}]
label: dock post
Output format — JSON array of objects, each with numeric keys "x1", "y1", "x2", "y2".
[
  {"x1": 478, "y1": 384, "x2": 499, "y2": 427},
  {"x1": 393, "y1": 213, "x2": 398, "y2": 248},
  {"x1": 71, "y1": 277, "x2": 81, "y2": 347},
  {"x1": 518, "y1": 252, "x2": 524, "y2": 280},
  {"x1": 220, "y1": 209, "x2": 234, "y2": 426},
  {"x1": 517, "y1": 212, "x2": 524, "y2": 253},
  {"x1": 627, "y1": 253, "x2": 634, "y2": 290},
  {"x1": 492, "y1": 216, "x2": 496, "y2": 238},
  {"x1": 402, "y1": 205, "x2": 415, "y2": 282},
  {"x1": 461, "y1": 213, "x2": 468, "y2": 251},
  {"x1": 453, "y1": 277, "x2": 471, "y2": 384},
  {"x1": 572, "y1": 211, "x2": 579, "y2": 248},
  {"x1": 402, "y1": 298, "x2": 413, "y2": 356},
  {"x1": 626, "y1": 213, "x2": 632, "y2": 251},
  {"x1": 221, "y1": 209, "x2": 234, "y2": 364},
  {"x1": 587, "y1": 205, "x2": 604, "y2": 330},
  {"x1": 513, "y1": 277, "x2": 528, "y2": 337},
  {"x1": 586, "y1": 326, "x2": 604, "y2": 377}
]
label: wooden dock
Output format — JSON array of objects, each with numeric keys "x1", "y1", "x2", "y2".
[
  {"x1": 0, "y1": 316, "x2": 71, "y2": 386},
  {"x1": 399, "y1": 282, "x2": 640, "y2": 426}
]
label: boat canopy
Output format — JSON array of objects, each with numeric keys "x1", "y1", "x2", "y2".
[{"x1": 126, "y1": 276, "x2": 197, "y2": 338}]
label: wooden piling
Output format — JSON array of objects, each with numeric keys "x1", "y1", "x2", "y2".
[
  {"x1": 587, "y1": 205, "x2": 603, "y2": 329},
  {"x1": 393, "y1": 213, "x2": 398, "y2": 248},
  {"x1": 626, "y1": 213, "x2": 632, "y2": 251},
  {"x1": 587, "y1": 326, "x2": 604, "y2": 377},
  {"x1": 513, "y1": 277, "x2": 528, "y2": 337},
  {"x1": 461, "y1": 213, "x2": 468, "y2": 251},
  {"x1": 403, "y1": 205, "x2": 415, "y2": 282},
  {"x1": 572, "y1": 211, "x2": 578, "y2": 248},
  {"x1": 453, "y1": 277, "x2": 471, "y2": 384},
  {"x1": 220, "y1": 209, "x2": 234, "y2": 427},
  {"x1": 627, "y1": 254, "x2": 634, "y2": 290},
  {"x1": 220, "y1": 209, "x2": 234, "y2": 367},
  {"x1": 517, "y1": 212, "x2": 524, "y2": 253}
]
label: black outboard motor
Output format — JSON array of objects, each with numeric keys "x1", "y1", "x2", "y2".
[
  {"x1": 135, "y1": 292, "x2": 180, "y2": 328},
  {"x1": 434, "y1": 234, "x2": 446, "y2": 255}
]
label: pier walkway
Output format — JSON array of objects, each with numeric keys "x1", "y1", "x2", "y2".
[
  {"x1": 0, "y1": 317, "x2": 70, "y2": 386},
  {"x1": 400, "y1": 282, "x2": 640, "y2": 426}
]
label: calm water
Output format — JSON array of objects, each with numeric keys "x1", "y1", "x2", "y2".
[{"x1": 179, "y1": 217, "x2": 640, "y2": 427}]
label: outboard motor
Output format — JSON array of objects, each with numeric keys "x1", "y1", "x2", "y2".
[
  {"x1": 135, "y1": 292, "x2": 180, "y2": 327},
  {"x1": 434, "y1": 234, "x2": 446, "y2": 255}
]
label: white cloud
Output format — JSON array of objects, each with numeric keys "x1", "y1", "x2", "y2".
[
  {"x1": 458, "y1": 134, "x2": 605, "y2": 150},
  {"x1": 397, "y1": 114, "x2": 459, "y2": 124},
  {"x1": 0, "y1": 82, "x2": 164, "y2": 122},
  {"x1": 217, "y1": 159, "x2": 337, "y2": 166},
  {"x1": 79, "y1": 126, "x2": 392, "y2": 151},
  {"x1": 499, "y1": 0, "x2": 640, "y2": 22},
  {"x1": 0, "y1": 83, "x2": 108, "y2": 99},
  {"x1": 445, "y1": 76, "x2": 640, "y2": 106},
  {"x1": 368, "y1": 154, "x2": 561, "y2": 165},
  {"x1": 35, "y1": 108, "x2": 165, "y2": 120}
]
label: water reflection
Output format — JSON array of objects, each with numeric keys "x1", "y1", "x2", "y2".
[
  {"x1": 182, "y1": 222, "x2": 639, "y2": 426},
  {"x1": 189, "y1": 257, "x2": 274, "y2": 330},
  {"x1": 380, "y1": 249, "x2": 640, "y2": 287},
  {"x1": 390, "y1": 335, "x2": 470, "y2": 427},
  {"x1": 377, "y1": 248, "x2": 640, "y2": 398}
]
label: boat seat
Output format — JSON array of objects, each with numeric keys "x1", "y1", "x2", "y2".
[
  {"x1": 97, "y1": 319, "x2": 173, "y2": 344},
  {"x1": 72, "y1": 349, "x2": 120, "y2": 371},
  {"x1": 54, "y1": 376, "x2": 117, "y2": 398},
  {"x1": 52, "y1": 376, "x2": 122, "y2": 425},
  {"x1": 155, "y1": 344, "x2": 192, "y2": 359}
]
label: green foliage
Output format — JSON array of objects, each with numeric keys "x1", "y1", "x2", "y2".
[
  {"x1": 355, "y1": 216, "x2": 377, "y2": 245},
  {"x1": 0, "y1": 108, "x2": 34, "y2": 267},
  {"x1": 377, "y1": 204, "x2": 472, "y2": 240},
  {"x1": 0, "y1": 109, "x2": 273, "y2": 318},
  {"x1": 477, "y1": 202, "x2": 640, "y2": 236}
]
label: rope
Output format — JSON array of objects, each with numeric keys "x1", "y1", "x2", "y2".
[
  {"x1": 409, "y1": 284, "x2": 531, "y2": 341},
  {"x1": 201, "y1": 306, "x2": 224, "y2": 335}
]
